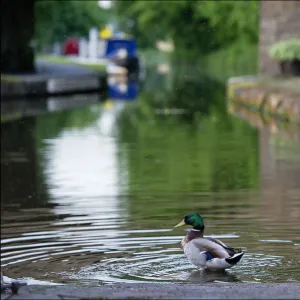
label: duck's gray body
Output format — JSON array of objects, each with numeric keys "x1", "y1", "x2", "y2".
[{"x1": 181, "y1": 229, "x2": 244, "y2": 271}]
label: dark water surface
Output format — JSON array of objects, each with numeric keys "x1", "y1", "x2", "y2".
[{"x1": 1, "y1": 69, "x2": 300, "y2": 285}]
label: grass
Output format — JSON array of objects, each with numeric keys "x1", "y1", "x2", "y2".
[
  {"x1": 1, "y1": 112, "x2": 22, "y2": 123},
  {"x1": 1, "y1": 74, "x2": 23, "y2": 82},
  {"x1": 1, "y1": 55, "x2": 106, "y2": 82},
  {"x1": 37, "y1": 54, "x2": 106, "y2": 72}
]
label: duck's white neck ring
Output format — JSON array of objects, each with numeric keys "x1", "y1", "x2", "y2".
[{"x1": 191, "y1": 229, "x2": 202, "y2": 232}]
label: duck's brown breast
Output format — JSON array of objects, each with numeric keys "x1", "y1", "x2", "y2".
[
  {"x1": 181, "y1": 229, "x2": 203, "y2": 248},
  {"x1": 187, "y1": 229, "x2": 203, "y2": 241}
]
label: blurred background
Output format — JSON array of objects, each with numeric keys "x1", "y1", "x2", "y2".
[{"x1": 1, "y1": 0, "x2": 300, "y2": 287}]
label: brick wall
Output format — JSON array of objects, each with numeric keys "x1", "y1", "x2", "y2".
[{"x1": 259, "y1": 0, "x2": 300, "y2": 75}]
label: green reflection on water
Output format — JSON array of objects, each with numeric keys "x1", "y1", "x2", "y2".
[
  {"x1": 3, "y1": 69, "x2": 300, "y2": 284},
  {"x1": 116, "y1": 74, "x2": 259, "y2": 198},
  {"x1": 33, "y1": 72, "x2": 259, "y2": 204},
  {"x1": 36, "y1": 105, "x2": 101, "y2": 141},
  {"x1": 117, "y1": 114, "x2": 258, "y2": 194}
]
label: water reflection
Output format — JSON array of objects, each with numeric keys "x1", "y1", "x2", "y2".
[
  {"x1": 228, "y1": 102, "x2": 300, "y2": 143},
  {"x1": 229, "y1": 102, "x2": 300, "y2": 240},
  {"x1": 1, "y1": 118, "x2": 42, "y2": 208},
  {"x1": 1, "y1": 70, "x2": 300, "y2": 285},
  {"x1": 137, "y1": 67, "x2": 226, "y2": 122},
  {"x1": 1, "y1": 93, "x2": 102, "y2": 123},
  {"x1": 108, "y1": 77, "x2": 139, "y2": 101},
  {"x1": 43, "y1": 100, "x2": 128, "y2": 237},
  {"x1": 259, "y1": 127, "x2": 300, "y2": 243}
]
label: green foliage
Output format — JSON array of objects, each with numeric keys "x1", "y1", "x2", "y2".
[
  {"x1": 198, "y1": 1, "x2": 259, "y2": 45},
  {"x1": 139, "y1": 49, "x2": 171, "y2": 66},
  {"x1": 35, "y1": 0, "x2": 111, "y2": 47},
  {"x1": 114, "y1": 0, "x2": 259, "y2": 58},
  {"x1": 202, "y1": 42, "x2": 258, "y2": 82},
  {"x1": 269, "y1": 39, "x2": 300, "y2": 62},
  {"x1": 113, "y1": 0, "x2": 154, "y2": 48},
  {"x1": 37, "y1": 54, "x2": 106, "y2": 72},
  {"x1": 115, "y1": 0, "x2": 218, "y2": 56}
]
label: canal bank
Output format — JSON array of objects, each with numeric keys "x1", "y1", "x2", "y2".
[
  {"x1": 229, "y1": 102, "x2": 300, "y2": 144},
  {"x1": 227, "y1": 76, "x2": 300, "y2": 124},
  {"x1": 5, "y1": 282, "x2": 300, "y2": 299},
  {"x1": 1, "y1": 59, "x2": 107, "y2": 99}
]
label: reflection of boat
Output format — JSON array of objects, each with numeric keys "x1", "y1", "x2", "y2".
[
  {"x1": 106, "y1": 62, "x2": 127, "y2": 77},
  {"x1": 108, "y1": 77, "x2": 139, "y2": 101},
  {"x1": 47, "y1": 94, "x2": 100, "y2": 112},
  {"x1": 188, "y1": 269, "x2": 240, "y2": 283}
]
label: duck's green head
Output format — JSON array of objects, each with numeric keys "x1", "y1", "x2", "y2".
[{"x1": 174, "y1": 212, "x2": 205, "y2": 231}]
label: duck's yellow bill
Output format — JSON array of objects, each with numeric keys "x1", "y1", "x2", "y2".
[{"x1": 174, "y1": 219, "x2": 186, "y2": 228}]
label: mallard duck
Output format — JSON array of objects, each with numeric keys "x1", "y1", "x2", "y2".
[{"x1": 174, "y1": 212, "x2": 244, "y2": 271}]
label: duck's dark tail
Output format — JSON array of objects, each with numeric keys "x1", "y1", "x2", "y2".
[{"x1": 225, "y1": 252, "x2": 244, "y2": 265}]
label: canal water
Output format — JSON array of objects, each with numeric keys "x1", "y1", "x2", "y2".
[{"x1": 1, "y1": 67, "x2": 300, "y2": 286}]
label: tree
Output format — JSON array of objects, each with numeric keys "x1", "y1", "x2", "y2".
[
  {"x1": 114, "y1": 0, "x2": 259, "y2": 59},
  {"x1": 35, "y1": 0, "x2": 112, "y2": 47},
  {"x1": 198, "y1": 1, "x2": 259, "y2": 45}
]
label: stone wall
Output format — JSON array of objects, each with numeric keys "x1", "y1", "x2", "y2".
[{"x1": 259, "y1": 0, "x2": 300, "y2": 75}]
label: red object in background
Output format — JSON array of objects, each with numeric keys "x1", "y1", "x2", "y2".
[{"x1": 64, "y1": 38, "x2": 79, "y2": 55}]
